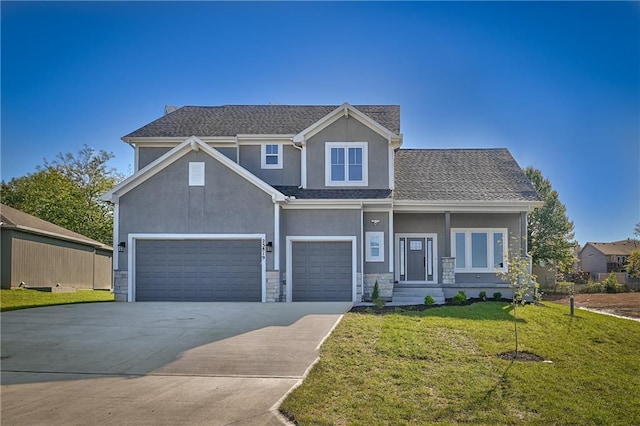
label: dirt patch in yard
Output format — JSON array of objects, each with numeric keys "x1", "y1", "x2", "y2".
[{"x1": 544, "y1": 293, "x2": 640, "y2": 319}]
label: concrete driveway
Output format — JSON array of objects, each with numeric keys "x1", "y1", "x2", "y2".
[{"x1": 1, "y1": 302, "x2": 351, "y2": 425}]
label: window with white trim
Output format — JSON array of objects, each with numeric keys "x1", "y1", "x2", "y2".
[
  {"x1": 366, "y1": 231, "x2": 384, "y2": 262},
  {"x1": 325, "y1": 142, "x2": 368, "y2": 186},
  {"x1": 261, "y1": 144, "x2": 282, "y2": 169},
  {"x1": 451, "y1": 229, "x2": 507, "y2": 272}
]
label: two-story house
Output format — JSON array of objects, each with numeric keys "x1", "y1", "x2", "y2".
[{"x1": 103, "y1": 103, "x2": 542, "y2": 303}]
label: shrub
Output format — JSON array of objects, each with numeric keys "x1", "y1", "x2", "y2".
[
  {"x1": 603, "y1": 273, "x2": 621, "y2": 294},
  {"x1": 451, "y1": 291, "x2": 467, "y2": 305},
  {"x1": 424, "y1": 295, "x2": 435, "y2": 305},
  {"x1": 584, "y1": 280, "x2": 604, "y2": 294},
  {"x1": 371, "y1": 280, "x2": 380, "y2": 301},
  {"x1": 373, "y1": 298, "x2": 386, "y2": 308},
  {"x1": 479, "y1": 291, "x2": 487, "y2": 300},
  {"x1": 493, "y1": 292, "x2": 502, "y2": 300}
]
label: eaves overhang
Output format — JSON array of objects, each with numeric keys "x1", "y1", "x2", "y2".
[
  {"x1": 392, "y1": 199, "x2": 544, "y2": 213},
  {"x1": 1, "y1": 223, "x2": 112, "y2": 251},
  {"x1": 280, "y1": 198, "x2": 393, "y2": 209}
]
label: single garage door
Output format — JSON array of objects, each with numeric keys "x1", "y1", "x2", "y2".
[
  {"x1": 135, "y1": 239, "x2": 262, "y2": 301},
  {"x1": 292, "y1": 241, "x2": 353, "y2": 302}
]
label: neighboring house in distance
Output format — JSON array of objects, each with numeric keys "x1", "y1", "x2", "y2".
[
  {"x1": 1, "y1": 204, "x2": 113, "y2": 290},
  {"x1": 579, "y1": 239, "x2": 640, "y2": 282},
  {"x1": 103, "y1": 103, "x2": 542, "y2": 303}
]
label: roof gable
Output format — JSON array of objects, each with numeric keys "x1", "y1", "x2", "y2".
[
  {"x1": 122, "y1": 104, "x2": 400, "y2": 140},
  {"x1": 102, "y1": 136, "x2": 286, "y2": 202},
  {"x1": 394, "y1": 148, "x2": 541, "y2": 205},
  {"x1": 292, "y1": 103, "x2": 402, "y2": 146},
  {"x1": 582, "y1": 240, "x2": 640, "y2": 256},
  {"x1": 0, "y1": 204, "x2": 110, "y2": 249}
]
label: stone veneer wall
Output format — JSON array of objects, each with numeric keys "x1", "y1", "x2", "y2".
[
  {"x1": 363, "y1": 273, "x2": 394, "y2": 301},
  {"x1": 265, "y1": 271, "x2": 281, "y2": 302},
  {"x1": 113, "y1": 270, "x2": 128, "y2": 302},
  {"x1": 441, "y1": 257, "x2": 456, "y2": 285}
]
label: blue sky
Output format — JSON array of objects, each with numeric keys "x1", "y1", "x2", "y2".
[{"x1": 2, "y1": 1, "x2": 639, "y2": 246}]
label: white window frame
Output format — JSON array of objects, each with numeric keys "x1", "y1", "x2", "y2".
[
  {"x1": 325, "y1": 142, "x2": 368, "y2": 186},
  {"x1": 261, "y1": 144, "x2": 282, "y2": 169},
  {"x1": 451, "y1": 228, "x2": 508, "y2": 272},
  {"x1": 365, "y1": 231, "x2": 384, "y2": 262}
]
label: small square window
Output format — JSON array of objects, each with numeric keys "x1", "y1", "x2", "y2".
[{"x1": 261, "y1": 144, "x2": 282, "y2": 169}]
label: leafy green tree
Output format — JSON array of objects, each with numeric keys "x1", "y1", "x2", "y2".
[
  {"x1": 627, "y1": 250, "x2": 640, "y2": 279},
  {"x1": 524, "y1": 167, "x2": 576, "y2": 273},
  {"x1": 1, "y1": 145, "x2": 122, "y2": 245}
]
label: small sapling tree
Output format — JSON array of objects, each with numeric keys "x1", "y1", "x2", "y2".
[{"x1": 498, "y1": 254, "x2": 537, "y2": 357}]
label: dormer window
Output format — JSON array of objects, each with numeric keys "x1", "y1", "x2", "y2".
[
  {"x1": 261, "y1": 144, "x2": 282, "y2": 169},
  {"x1": 325, "y1": 142, "x2": 368, "y2": 186}
]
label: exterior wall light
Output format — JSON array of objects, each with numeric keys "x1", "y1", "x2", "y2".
[
  {"x1": 118, "y1": 241, "x2": 126, "y2": 253},
  {"x1": 266, "y1": 241, "x2": 273, "y2": 253}
]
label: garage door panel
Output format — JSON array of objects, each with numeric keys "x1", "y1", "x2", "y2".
[
  {"x1": 292, "y1": 241, "x2": 353, "y2": 302},
  {"x1": 135, "y1": 239, "x2": 262, "y2": 302}
]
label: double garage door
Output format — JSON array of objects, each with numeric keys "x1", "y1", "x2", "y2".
[
  {"x1": 134, "y1": 239, "x2": 354, "y2": 302},
  {"x1": 135, "y1": 239, "x2": 262, "y2": 302}
]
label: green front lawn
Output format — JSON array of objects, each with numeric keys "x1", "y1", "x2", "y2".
[
  {"x1": 1, "y1": 288, "x2": 114, "y2": 311},
  {"x1": 281, "y1": 302, "x2": 640, "y2": 425}
]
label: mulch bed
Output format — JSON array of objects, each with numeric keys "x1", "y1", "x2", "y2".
[{"x1": 349, "y1": 298, "x2": 513, "y2": 315}]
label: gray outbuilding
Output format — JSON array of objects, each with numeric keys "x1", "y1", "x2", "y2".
[{"x1": 0, "y1": 204, "x2": 112, "y2": 290}]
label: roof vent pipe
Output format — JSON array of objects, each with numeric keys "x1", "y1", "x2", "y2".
[{"x1": 164, "y1": 105, "x2": 179, "y2": 115}]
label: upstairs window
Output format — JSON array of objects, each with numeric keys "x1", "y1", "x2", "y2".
[
  {"x1": 261, "y1": 144, "x2": 282, "y2": 169},
  {"x1": 325, "y1": 142, "x2": 368, "y2": 186}
]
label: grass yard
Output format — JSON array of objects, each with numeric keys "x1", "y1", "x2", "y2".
[
  {"x1": 280, "y1": 302, "x2": 640, "y2": 425},
  {"x1": 0, "y1": 288, "x2": 114, "y2": 311}
]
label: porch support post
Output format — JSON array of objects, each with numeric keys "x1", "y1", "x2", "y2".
[
  {"x1": 444, "y1": 211, "x2": 451, "y2": 255},
  {"x1": 520, "y1": 211, "x2": 528, "y2": 256}
]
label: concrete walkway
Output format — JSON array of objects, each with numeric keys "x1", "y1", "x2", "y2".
[{"x1": 1, "y1": 302, "x2": 351, "y2": 425}]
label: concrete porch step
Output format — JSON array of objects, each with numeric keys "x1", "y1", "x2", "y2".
[{"x1": 392, "y1": 286, "x2": 445, "y2": 305}]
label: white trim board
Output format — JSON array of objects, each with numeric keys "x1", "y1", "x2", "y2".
[
  {"x1": 127, "y1": 233, "x2": 267, "y2": 303},
  {"x1": 285, "y1": 236, "x2": 358, "y2": 303}
]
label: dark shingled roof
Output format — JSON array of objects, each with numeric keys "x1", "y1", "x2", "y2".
[
  {"x1": 0, "y1": 204, "x2": 111, "y2": 249},
  {"x1": 394, "y1": 149, "x2": 540, "y2": 202},
  {"x1": 274, "y1": 187, "x2": 392, "y2": 200},
  {"x1": 124, "y1": 105, "x2": 400, "y2": 139}
]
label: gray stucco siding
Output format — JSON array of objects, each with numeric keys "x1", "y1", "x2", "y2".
[
  {"x1": 280, "y1": 208, "x2": 361, "y2": 273},
  {"x1": 138, "y1": 146, "x2": 237, "y2": 170},
  {"x1": 393, "y1": 213, "x2": 447, "y2": 261},
  {"x1": 117, "y1": 151, "x2": 275, "y2": 271},
  {"x1": 238, "y1": 144, "x2": 301, "y2": 186},
  {"x1": 306, "y1": 116, "x2": 390, "y2": 189},
  {"x1": 138, "y1": 147, "x2": 172, "y2": 170}
]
